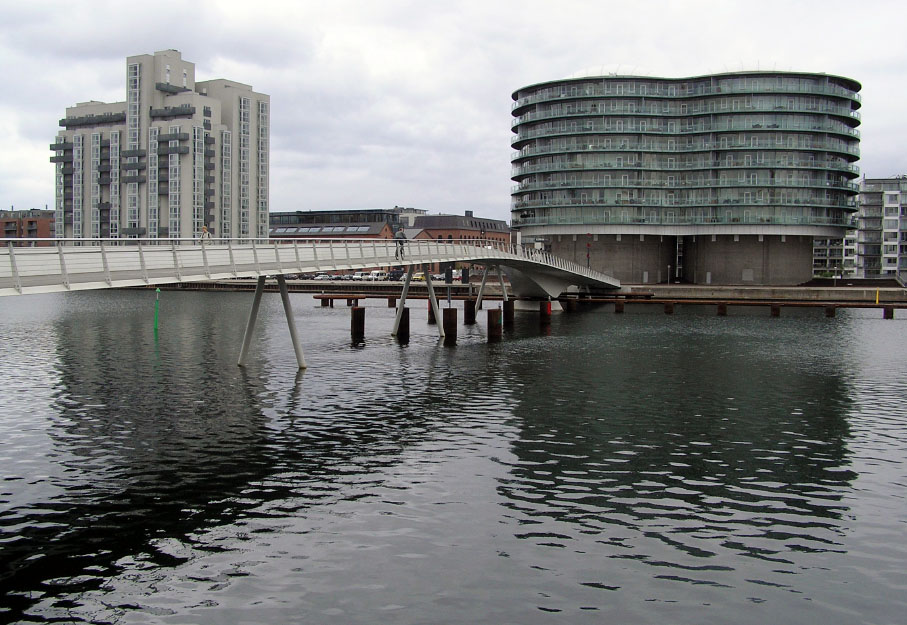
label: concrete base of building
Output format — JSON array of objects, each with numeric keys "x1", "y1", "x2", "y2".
[
  {"x1": 683, "y1": 234, "x2": 814, "y2": 285},
  {"x1": 550, "y1": 234, "x2": 675, "y2": 285},
  {"x1": 550, "y1": 233, "x2": 815, "y2": 286}
]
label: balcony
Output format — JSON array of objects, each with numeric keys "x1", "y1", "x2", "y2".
[
  {"x1": 204, "y1": 162, "x2": 215, "y2": 170},
  {"x1": 50, "y1": 154, "x2": 73, "y2": 163},
  {"x1": 59, "y1": 111, "x2": 126, "y2": 128},
  {"x1": 122, "y1": 161, "x2": 146, "y2": 171},
  {"x1": 49, "y1": 141, "x2": 74, "y2": 151},
  {"x1": 204, "y1": 136, "x2": 215, "y2": 145},
  {"x1": 204, "y1": 149, "x2": 216, "y2": 158},
  {"x1": 149, "y1": 105, "x2": 195, "y2": 119},
  {"x1": 157, "y1": 132, "x2": 190, "y2": 142},
  {"x1": 122, "y1": 149, "x2": 146, "y2": 158},
  {"x1": 97, "y1": 164, "x2": 112, "y2": 172},
  {"x1": 155, "y1": 82, "x2": 190, "y2": 94},
  {"x1": 98, "y1": 175, "x2": 112, "y2": 185},
  {"x1": 122, "y1": 174, "x2": 146, "y2": 184},
  {"x1": 121, "y1": 227, "x2": 147, "y2": 236},
  {"x1": 157, "y1": 145, "x2": 190, "y2": 155}
]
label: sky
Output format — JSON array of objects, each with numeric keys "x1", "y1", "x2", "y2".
[{"x1": 2, "y1": 0, "x2": 905, "y2": 223}]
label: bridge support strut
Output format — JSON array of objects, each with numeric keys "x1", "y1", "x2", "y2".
[{"x1": 238, "y1": 275, "x2": 307, "y2": 369}]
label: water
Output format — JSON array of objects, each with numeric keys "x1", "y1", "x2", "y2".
[{"x1": 1, "y1": 290, "x2": 905, "y2": 624}]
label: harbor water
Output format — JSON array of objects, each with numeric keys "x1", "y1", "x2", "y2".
[{"x1": 1, "y1": 289, "x2": 906, "y2": 624}]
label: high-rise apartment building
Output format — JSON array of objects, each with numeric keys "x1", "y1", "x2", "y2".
[
  {"x1": 50, "y1": 50, "x2": 270, "y2": 241},
  {"x1": 511, "y1": 71, "x2": 861, "y2": 285},
  {"x1": 852, "y1": 177, "x2": 907, "y2": 279}
]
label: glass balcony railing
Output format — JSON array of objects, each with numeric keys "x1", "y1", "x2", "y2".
[
  {"x1": 511, "y1": 153, "x2": 861, "y2": 176},
  {"x1": 511, "y1": 130, "x2": 861, "y2": 157},
  {"x1": 511, "y1": 196, "x2": 856, "y2": 212},
  {"x1": 511, "y1": 178, "x2": 860, "y2": 194},
  {"x1": 512, "y1": 104, "x2": 860, "y2": 127},
  {"x1": 512, "y1": 81, "x2": 861, "y2": 112},
  {"x1": 510, "y1": 208, "x2": 855, "y2": 229},
  {"x1": 511, "y1": 120, "x2": 860, "y2": 140}
]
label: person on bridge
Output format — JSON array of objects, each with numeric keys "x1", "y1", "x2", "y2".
[
  {"x1": 394, "y1": 227, "x2": 406, "y2": 260},
  {"x1": 200, "y1": 226, "x2": 212, "y2": 242}
]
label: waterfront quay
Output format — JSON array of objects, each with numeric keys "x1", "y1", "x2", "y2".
[{"x1": 148, "y1": 277, "x2": 907, "y2": 318}]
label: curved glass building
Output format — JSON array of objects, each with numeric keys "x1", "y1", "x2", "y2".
[{"x1": 511, "y1": 72, "x2": 861, "y2": 284}]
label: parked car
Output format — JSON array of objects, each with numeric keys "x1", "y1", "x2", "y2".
[
  {"x1": 313, "y1": 273, "x2": 331, "y2": 281},
  {"x1": 368, "y1": 271, "x2": 388, "y2": 281},
  {"x1": 351, "y1": 271, "x2": 370, "y2": 281}
]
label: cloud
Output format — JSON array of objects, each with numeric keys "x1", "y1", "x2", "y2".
[{"x1": 3, "y1": 0, "x2": 906, "y2": 221}]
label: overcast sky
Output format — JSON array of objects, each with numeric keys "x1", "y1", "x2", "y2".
[{"x1": 2, "y1": 0, "x2": 905, "y2": 223}]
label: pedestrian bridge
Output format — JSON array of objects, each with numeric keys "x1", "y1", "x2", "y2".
[{"x1": 0, "y1": 237, "x2": 619, "y2": 298}]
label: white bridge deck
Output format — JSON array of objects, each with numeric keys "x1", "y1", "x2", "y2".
[{"x1": 0, "y1": 238, "x2": 619, "y2": 298}]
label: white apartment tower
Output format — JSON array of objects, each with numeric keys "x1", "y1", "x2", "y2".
[{"x1": 50, "y1": 50, "x2": 270, "y2": 241}]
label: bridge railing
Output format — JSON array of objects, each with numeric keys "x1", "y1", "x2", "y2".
[{"x1": 1, "y1": 236, "x2": 615, "y2": 295}]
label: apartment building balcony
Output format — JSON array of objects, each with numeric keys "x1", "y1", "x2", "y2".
[
  {"x1": 157, "y1": 145, "x2": 190, "y2": 155},
  {"x1": 49, "y1": 141, "x2": 74, "y2": 151},
  {"x1": 50, "y1": 154, "x2": 73, "y2": 163},
  {"x1": 59, "y1": 112, "x2": 126, "y2": 128},
  {"x1": 121, "y1": 149, "x2": 146, "y2": 158},
  {"x1": 157, "y1": 132, "x2": 190, "y2": 142},
  {"x1": 122, "y1": 174, "x2": 146, "y2": 184},
  {"x1": 149, "y1": 105, "x2": 195, "y2": 119},
  {"x1": 155, "y1": 82, "x2": 190, "y2": 94}
]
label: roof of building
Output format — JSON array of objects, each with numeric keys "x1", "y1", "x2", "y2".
[{"x1": 269, "y1": 222, "x2": 390, "y2": 236}]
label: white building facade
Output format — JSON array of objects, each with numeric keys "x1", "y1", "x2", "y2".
[{"x1": 50, "y1": 50, "x2": 270, "y2": 241}]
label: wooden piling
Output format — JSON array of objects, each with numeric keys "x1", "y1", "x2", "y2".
[
  {"x1": 321, "y1": 298, "x2": 330, "y2": 307},
  {"x1": 464, "y1": 299, "x2": 476, "y2": 325},
  {"x1": 825, "y1": 306, "x2": 836, "y2": 318},
  {"x1": 503, "y1": 300, "x2": 515, "y2": 327},
  {"x1": 771, "y1": 304, "x2": 781, "y2": 317},
  {"x1": 614, "y1": 301, "x2": 624, "y2": 314},
  {"x1": 351, "y1": 306, "x2": 365, "y2": 341},
  {"x1": 717, "y1": 302, "x2": 727, "y2": 316},
  {"x1": 387, "y1": 297, "x2": 396, "y2": 307},
  {"x1": 664, "y1": 302, "x2": 674, "y2": 315},
  {"x1": 884, "y1": 306, "x2": 894, "y2": 319},
  {"x1": 428, "y1": 300, "x2": 436, "y2": 324},
  {"x1": 443, "y1": 308, "x2": 457, "y2": 346},
  {"x1": 488, "y1": 309, "x2": 502, "y2": 341},
  {"x1": 563, "y1": 299, "x2": 578, "y2": 312}
]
